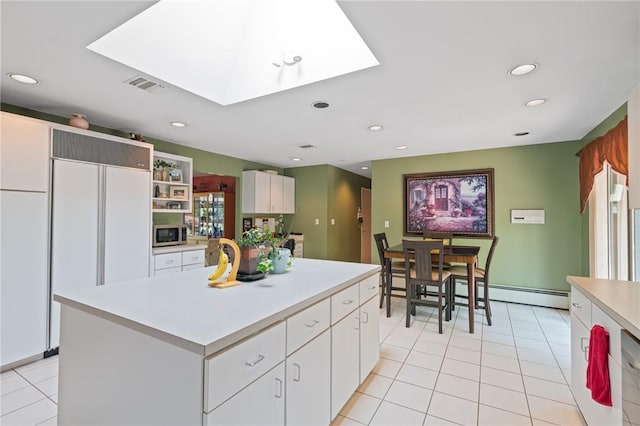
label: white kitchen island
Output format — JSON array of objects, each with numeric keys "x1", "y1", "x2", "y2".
[{"x1": 54, "y1": 258, "x2": 380, "y2": 425}]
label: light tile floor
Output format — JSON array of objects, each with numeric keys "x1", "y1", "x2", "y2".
[{"x1": 0, "y1": 298, "x2": 585, "y2": 426}]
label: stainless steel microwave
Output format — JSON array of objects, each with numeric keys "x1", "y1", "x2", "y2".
[{"x1": 153, "y1": 225, "x2": 187, "y2": 247}]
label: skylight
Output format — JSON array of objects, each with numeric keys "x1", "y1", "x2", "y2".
[{"x1": 87, "y1": 0, "x2": 379, "y2": 105}]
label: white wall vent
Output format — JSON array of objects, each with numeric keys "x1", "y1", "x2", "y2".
[{"x1": 124, "y1": 75, "x2": 165, "y2": 92}]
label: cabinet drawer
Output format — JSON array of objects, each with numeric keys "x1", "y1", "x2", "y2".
[
  {"x1": 204, "y1": 322, "x2": 286, "y2": 412},
  {"x1": 154, "y1": 266, "x2": 181, "y2": 276},
  {"x1": 182, "y1": 263, "x2": 203, "y2": 271},
  {"x1": 331, "y1": 283, "x2": 359, "y2": 325},
  {"x1": 592, "y1": 304, "x2": 622, "y2": 365},
  {"x1": 155, "y1": 252, "x2": 181, "y2": 270},
  {"x1": 182, "y1": 249, "x2": 205, "y2": 266},
  {"x1": 359, "y1": 274, "x2": 379, "y2": 303},
  {"x1": 570, "y1": 287, "x2": 591, "y2": 327},
  {"x1": 286, "y1": 299, "x2": 330, "y2": 356}
]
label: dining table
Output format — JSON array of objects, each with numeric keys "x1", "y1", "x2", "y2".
[{"x1": 384, "y1": 243, "x2": 481, "y2": 333}]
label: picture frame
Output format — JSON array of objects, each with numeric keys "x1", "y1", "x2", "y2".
[
  {"x1": 242, "y1": 217, "x2": 253, "y2": 232},
  {"x1": 169, "y1": 168, "x2": 183, "y2": 183},
  {"x1": 169, "y1": 186, "x2": 187, "y2": 200},
  {"x1": 167, "y1": 201, "x2": 182, "y2": 210},
  {"x1": 403, "y1": 168, "x2": 494, "y2": 238}
]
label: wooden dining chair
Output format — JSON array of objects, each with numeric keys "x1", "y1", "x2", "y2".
[
  {"x1": 423, "y1": 230, "x2": 453, "y2": 268},
  {"x1": 402, "y1": 239, "x2": 451, "y2": 333},
  {"x1": 449, "y1": 235, "x2": 499, "y2": 326},
  {"x1": 374, "y1": 232, "x2": 409, "y2": 317}
]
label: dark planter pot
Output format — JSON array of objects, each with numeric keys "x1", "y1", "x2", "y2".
[{"x1": 238, "y1": 244, "x2": 271, "y2": 275}]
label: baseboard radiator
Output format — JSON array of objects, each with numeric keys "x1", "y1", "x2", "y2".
[
  {"x1": 389, "y1": 277, "x2": 569, "y2": 310},
  {"x1": 453, "y1": 282, "x2": 569, "y2": 310}
]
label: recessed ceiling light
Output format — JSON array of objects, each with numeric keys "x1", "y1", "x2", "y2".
[
  {"x1": 9, "y1": 73, "x2": 38, "y2": 84},
  {"x1": 312, "y1": 101, "x2": 330, "y2": 109},
  {"x1": 525, "y1": 98, "x2": 546, "y2": 107},
  {"x1": 292, "y1": 157, "x2": 301, "y2": 162},
  {"x1": 170, "y1": 121, "x2": 186, "y2": 127},
  {"x1": 395, "y1": 145, "x2": 408, "y2": 150},
  {"x1": 368, "y1": 124, "x2": 383, "y2": 132},
  {"x1": 361, "y1": 166, "x2": 369, "y2": 170},
  {"x1": 514, "y1": 131, "x2": 530, "y2": 136},
  {"x1": 509, "y1": 63, "x2": 538, "y2": 76}
]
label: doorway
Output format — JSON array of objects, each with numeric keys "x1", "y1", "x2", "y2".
[{"x1": 360, "y1": 188, "x2": 371, "y2": 263}]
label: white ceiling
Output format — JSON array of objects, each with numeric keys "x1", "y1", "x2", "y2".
[{"x1": 1, "y1": 1, "x2": 639, "y2": 178}]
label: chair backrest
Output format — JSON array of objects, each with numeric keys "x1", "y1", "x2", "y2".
[
  {"x1": 402, "y1": 239, "x2": 445, "y2": 284},
  {"x1": 423, "y1": 230, "x2": 453, "y2": 249},
  {"x1": 373, "y1": 232, "x2": 390, "y2": 265},
  {"x1": 484, "y1": 235, "x2": 499, "y2": 274}
]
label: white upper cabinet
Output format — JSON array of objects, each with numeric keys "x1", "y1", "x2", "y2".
[
  {"x1": 0, "y1": 112, "x2": 50, "y2": 192},
  {"x1": 628, "y1": 83, "x2": 639, "y2": 209},
  {"x1": 242, "y1": 170, "x2": 295, "y2": 214}
]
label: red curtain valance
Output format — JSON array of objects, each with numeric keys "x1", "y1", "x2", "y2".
[{"x1": 577, "y1": 116, "x2": 628, "y2": 214}]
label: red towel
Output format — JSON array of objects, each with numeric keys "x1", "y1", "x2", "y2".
[{"x1": 586, "y1": 324, "x2": 612, "y2": 406}]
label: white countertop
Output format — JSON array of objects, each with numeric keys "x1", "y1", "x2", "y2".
[
  {"x1": 566, "y1": 275, "x2": 640, "y2": 339},
  {"x1": 55, "y1": 259, "x2": 379, "y2": 357},
  {"x1": 152, "y1": 244, "x2": 206, "y2": 255}
]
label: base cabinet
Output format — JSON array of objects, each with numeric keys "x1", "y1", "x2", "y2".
[
  {"x1": 570, "y1": 287, "x2": 623, "y2": 426},
  {"x1": 331, "y1": 310, "x2": 361, "y2": 419},
  {"x1": 205, "y1": 363, "x2": 285, "y2": 426},
  {"x1": 360, "y1": 296, "x2": 380, "y2": 382},
  {"x1": 286, "y1": 330, "x2": 331, "y2": 426}
]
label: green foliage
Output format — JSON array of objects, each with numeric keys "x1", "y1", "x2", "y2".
[
  {"x1": 153, "y1": 159, "x2": 177, "y2": 170},
  {"x1": 235, "y1": 228, "x2": 278, "y2": 247}
]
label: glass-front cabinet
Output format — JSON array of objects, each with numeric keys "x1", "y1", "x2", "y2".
[{"x1": 190, "y1": 192, "x2": 225, "y2": 238}]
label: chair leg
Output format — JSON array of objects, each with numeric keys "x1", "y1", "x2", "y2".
[
  {"x1": 379, "y1": 274, "x2": 385, "y2": 309},
  {"x1": 450, "y1": 278, "x2": 456, "y2": 311},
  {"x1": 437, "y1": 290, "x2": 443, "y2": 334},
  {"x1": 444, "y1": 279, "x2": 452, "y2": 322},
  {"x1": 483, "y1": 280, "x2": 492, "y2": 326},
  {"x1": 385, "y1": 267, "x2": 392, "y2": 318},
  {"x1": 405, "y1": 285, "x2": 412, "y2": 328}
]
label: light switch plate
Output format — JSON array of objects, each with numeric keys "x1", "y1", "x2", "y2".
[
  {"x1": 331, "y1": 218, "x2": 335, "y2": 225},
  {"x1": 384, "y1": 220, "x2": 389, "y2": 228},
  {"x1": 315, "y1": 218, "x2": 320, "y2": 225}
]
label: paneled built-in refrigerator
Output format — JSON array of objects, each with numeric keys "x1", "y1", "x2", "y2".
[{"x1": 49, "y1": 129, "x2": 152, "y2": 349}]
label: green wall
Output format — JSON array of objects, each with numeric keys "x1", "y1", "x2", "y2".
[
  {"x1": 371, "y1": 140, "x2": 584, "y2": 292},
  {"x1": 284, "y1": 165, "x2": 371, "y2": 262}
]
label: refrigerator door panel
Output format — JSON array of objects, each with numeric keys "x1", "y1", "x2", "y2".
[
  {"x1": 103, "y1": 166, "x2": 150, "y2": 285},
  {"x1": 50, "y1": 160, "x2": 99, "y2": 348},
  {"x1": 0, "y1": 191, "x2": 48, "y2": 367}
]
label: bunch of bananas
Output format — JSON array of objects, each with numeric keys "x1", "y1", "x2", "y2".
[{"x1": 208, "y1": 248, "x2": 229, "y2": 281}]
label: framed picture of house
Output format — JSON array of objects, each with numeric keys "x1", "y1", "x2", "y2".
[
  {"x1": 169, "y1": 186, "x2": 187, "y2": 200},
  {"x1": 403, "y1": 168, "x2": 494, "y2": 238}
]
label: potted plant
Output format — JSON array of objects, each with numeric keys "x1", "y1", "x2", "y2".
[
  {"x1": 153, "y1": 159, "x2": 177, "y2": 181},
  {"x1": 235, "y1": 228, "x2": 277, "y2": 276}
]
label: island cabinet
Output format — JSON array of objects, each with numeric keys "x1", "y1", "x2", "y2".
[{"x1": 55, "y1": 259, "x2": 380, "y2": 426}]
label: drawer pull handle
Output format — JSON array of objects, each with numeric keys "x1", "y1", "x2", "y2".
[
  {"x1": 362, "y1": 311, "x2": 369, "y2": 324},
  {"x1": 275, "y1": 378, "x2": 283, "y2": 398},
  {"x1": 580, "y1": 337, "x2": 589, "y2": 352},
  {"x1": 167, "y1": 260, "x2": 174, "y2": 264},
  {"x1": 368, "y1": 285, "x2": 376, "y2": 290},
  {"x1": 343, "y1": 299, "x2": 354, "y2": 305},
  {"x1": 571, "y1": 302, "x2": 583, "y2": 309},
  {"x1": 245, "y1": 354, "x2": 265, "y2": 367},
  {"x1": 293, "y1": 363, "x2": 301, "y2": 382},
  {"x1": 584, "y1": 346, "x2": 589, "y2": 362},
  {"x1": 305, "y1": 320, "x2": 320, "y2": 328},
  {"x1": 354, "y1": 317, "x2": 360, "y2": 330}
]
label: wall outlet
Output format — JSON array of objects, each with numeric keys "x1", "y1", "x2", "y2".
[
  {"x1": 384, "y1": 220, "x2": 389, "y2": 228},
  {"x1": 315, "y1": 218, "x2": 320, "y2": 225},
  {"x1": 331, "y1": 218, "x2": 335, "y2": 225}
]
